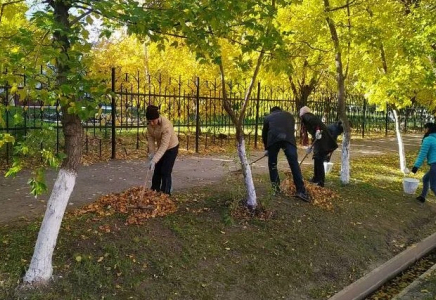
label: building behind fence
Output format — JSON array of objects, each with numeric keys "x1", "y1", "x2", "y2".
[{"x1": 1, "y1": 68, "x2": 434, "y2": 165}]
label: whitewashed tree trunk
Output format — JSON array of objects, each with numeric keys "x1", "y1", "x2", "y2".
[
  {"x1": 237, "y1": 138, "x2": 257, "y2": 208},
  {"x1": 218, "y1": 49, "x2": 264, "y2": 210},
  {"x1": 340, "y1": 130, "x2": 351, "y2": 184},
  {"x1": 323, "y1": 0, "x2": 351, "y2": 184},
  {"x1": 392, "y1": 109, "x2": 407, "y2": 173},
  {"x1": 23, "y1": 169, "x2": 77, "y2": 284}
]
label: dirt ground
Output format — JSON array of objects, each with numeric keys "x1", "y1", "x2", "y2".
[{"x1": 0, "y1": 134, "x2": 423, "y2": 224}]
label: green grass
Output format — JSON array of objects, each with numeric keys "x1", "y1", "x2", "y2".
[{"x1": 1, "y1": 151, "x2": 436, "y2": 300}]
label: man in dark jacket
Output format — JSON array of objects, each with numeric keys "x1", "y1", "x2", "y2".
[
  {"x1": 299, "y1": 106, "x2": 338, "y2": 187},
  {"x1": 262, "y1": 106, "x2": 310, "y2": 202}
]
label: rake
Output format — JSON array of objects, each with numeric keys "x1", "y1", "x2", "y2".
[
  {"x1": 299, "y1": 139, "x2": 318, "y2": 166},
  {"x1": 139, "y1": 165, "x2": 152, "y2": 200},
  {"x1": 250, "y1": 153, "x2": 268, "y2": 165},
  {"x1": 231, "y1": 153, "x2": 267, "y2": 174}
]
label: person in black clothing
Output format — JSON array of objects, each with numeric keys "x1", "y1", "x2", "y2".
[
  {"x1": 299, "y1": 106, "x2": 338, "y2": 187},
  {"x1": 327, "y1": 120, "x2": 344, "y2": 142},
  {"x1": 325, "y1": 120, "x2": 344, "y2": 162},
  {"x1": 262, "y1": 106, "x2": 310, "y2": 202}
]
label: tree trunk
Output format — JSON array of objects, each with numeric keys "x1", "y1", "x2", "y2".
[
  {"x1": 289, "y1": 75, "x2": 317, "y2": 146},
  {"x1": 23, "y1": 169, "x2": 76, "y2": 284},
  {"x1": 219, "y1": 48, "x2": 264, "y2": 209},
  {"x1": 324, "y1": 0, "x2": 351, "y2": 184},
  {"x1": 23, "y1": 108, "x2": 83, "y2": 285},
  {"x1": 236, "y1": 133, "x2": 257, "y2": 209},
  {"x1": 23, "y1": 0, "x2": 83, "y2": 284},
  {"x1": 299, "y1": 86, "x2": 312, "y2": 146},
  {"x1": 393, "y1": 109, "x2": 407, "y2": 173},
  {"x1": 340, "y1": 123, "x2": 351, "y2": 183}
]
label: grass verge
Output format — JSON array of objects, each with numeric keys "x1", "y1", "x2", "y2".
[{"x1": 1, "y1": 151, "x2": 436, "y2": 300}]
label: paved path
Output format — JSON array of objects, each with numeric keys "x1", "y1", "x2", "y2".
[{"x1": 0, "y1": 134, "x2": 422, "y2": 224}]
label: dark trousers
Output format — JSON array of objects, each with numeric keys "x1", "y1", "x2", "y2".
[
  {"x1": 151, "y1": 144, "x2": 179, "y2": 194},
  {"x1": 420, "y1": 163, "x2": 436, "y2": 198},
  {"x1": 313, "y1": 151, "x2": 330, "y2": 186},
  {"x1": 267, "y1": 141, "x2": 306, "y2": 194}
]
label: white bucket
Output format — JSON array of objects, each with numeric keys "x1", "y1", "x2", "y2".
[
  {"x1": 402, "y1": 178, "x2": 419, "y2": 194},
  {"x1": 324, "y1": 162, "x2": 334, "y2": 174}
]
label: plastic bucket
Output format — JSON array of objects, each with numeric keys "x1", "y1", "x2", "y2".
[
  {"x1": 402, "y1": 178, "x2": 419, "y2": 194},
  {"x1": 324, "y1": 162, "x2": 334, "y2": 174}
]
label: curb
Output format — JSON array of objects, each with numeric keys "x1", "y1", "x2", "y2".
[{"x1": 329, "y1": 232, "x2": 436, "y2": 300}]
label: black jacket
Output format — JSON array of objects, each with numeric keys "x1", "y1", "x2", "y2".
[
  {"x1": 327, "y1": 121, "x2": 344, "y2": 142},
  {"x1": 262, "y1": 110, "x2": 297, "y2": 149},
  {"x1": 301, "y1": 112, "x2": 338, "y2": 155}
]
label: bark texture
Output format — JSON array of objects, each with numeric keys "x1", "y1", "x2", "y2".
[
  {"x1": 237, "y1": 137, "x2": 257, "y2": 208},
  {"x1": 23, "y1": 169, "x2": 76, "y2": 283}
]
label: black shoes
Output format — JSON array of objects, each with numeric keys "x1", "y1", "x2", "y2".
[
  {"x1": 309, "y1": 179, "x2": 324, "y2": 187},
  {"x1": 416, "y1": 196, "x2": 426, "y2": 203},
  {"x1": 294, "y1": 192, "x2": 310, "y2": 202}
]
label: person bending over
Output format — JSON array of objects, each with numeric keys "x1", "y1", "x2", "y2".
[
  {"x1": 299, "y1": 106, "x2": 338, "y2": 187},
  {"x1": 145, "y1": 105, "x2": 179, "y2": 195},
  {"x1": 262, "y1": 106, "x2": 310, "y2": 202}
]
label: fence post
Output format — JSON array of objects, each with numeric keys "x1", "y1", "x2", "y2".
[
  {"x1": 362, "y1": 97, "x2": 366, "y2": 138},
  {"x1": 385, "y1": 103, "x2": 388, "y2": 136},
  {"x1": 195, "y1": 77, "x2": 200, "y2": 153},
  {"x1": 404, "y1": 110, "x2": 408, "y2": 133},
  {"x1": 56, "y1": 99, "x2": 60, "y2": 154},
  {"x1": 254, "y1": 81, "x2": 261, "y2": 148},
  {"x1": 111, "y1": 67, "x2": 116, "y2": 159},
  {"x1": 5, "y1": 82, "x2": 10, "y2": 165}
]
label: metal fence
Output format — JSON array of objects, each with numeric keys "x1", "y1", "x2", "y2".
[{"x1": 0, "y1": 68, "x2": 434, "y2": 164}]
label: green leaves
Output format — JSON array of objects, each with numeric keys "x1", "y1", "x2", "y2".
[
  {"x1": 0, "y1": 133, "x2": 15, "y2": 148},
  {"x1": 28, "y1": 168, "x2": 48, "y2": 197},
  {"x1": 4, "y1": 158, "x2": 23, "y2": 178}
]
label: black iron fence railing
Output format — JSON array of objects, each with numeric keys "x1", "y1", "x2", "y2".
[{"x1": 0, "y1": 68, "x2": 434, "y2": 165}]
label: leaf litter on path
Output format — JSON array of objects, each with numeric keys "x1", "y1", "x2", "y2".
[{"x1": 73, "y1": 186, "x2": 177, "y2": 225}]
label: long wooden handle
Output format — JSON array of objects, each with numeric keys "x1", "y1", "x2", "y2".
[{"x1": 140, "y1": 168, "x2": 151, "y2": 199}]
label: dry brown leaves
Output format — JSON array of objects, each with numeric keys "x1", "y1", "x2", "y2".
[
  {"x1": 280, "y1": 172, "x2": 338, "y2": 211},
  {"x1": 231, "y1": 204, "x2": 275, "y2": 221},
  {"x1": 73, "y1": 186, "x2": 177, "y2": 225}
]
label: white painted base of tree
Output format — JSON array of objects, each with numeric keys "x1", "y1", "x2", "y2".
[
  {"x1": 393, "y1": 109, "x2": 407, "y2": 173},
  {"x1": 341, "y1": 133, "x2": 351, "y2": 184},
  {"x1": 23, "y1": 168, "x2": 76, "y2": 284},
  {"x1": 237, "y1": 138, "x2": 257, "y2": 209}
]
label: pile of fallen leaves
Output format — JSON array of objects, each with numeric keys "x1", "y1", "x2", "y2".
[
  {"x1": 280, "y1": 172, "x2": 338, "y2": 210},
  {"x1": 73, "y1": 186, "x2": 177, "y2": 225}
]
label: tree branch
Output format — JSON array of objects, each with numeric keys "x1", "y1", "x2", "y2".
[
  {"x1": 239, "y1": 49, "x2": 265, "y2": 125},
  {"x1": 70, "y1": 9, "x2": 93, "y2": 26},
  {"x1": 325, "y1": 0, "x2": 357, "y2": 12},
  {"x1": 299, "y1": 41, "x2": 330, "y2": 53},
  {"x1": 219, "y1": 63, "x2": 239, "y2": 126}
]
